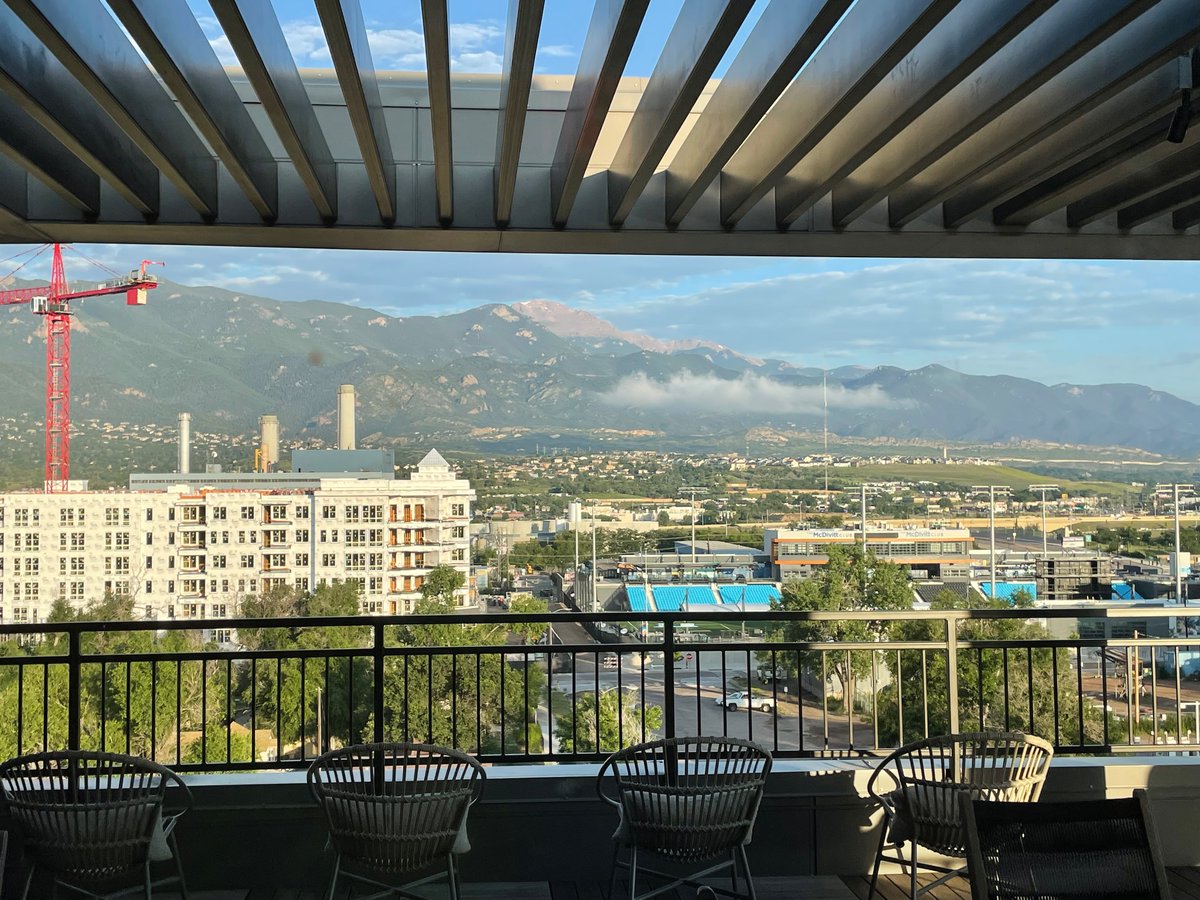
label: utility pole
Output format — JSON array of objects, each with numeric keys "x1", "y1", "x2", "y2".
[
  {"x1": 682, "y1": 486, "x2": 708, "y2": 565},
  {"x1": 973, "y1": 485, "x2": 1011, "y2": 601},
  {"x1": 1030, "y1": 484, "x2": 1059, "y2": 557},
  {"x1": 1177, "y1": 483, "x2": 1183, "y2": 606},
  {"x1": 591, "y1": 500, "x2": 598, "y2": 612},
  {"x1": 860, "y1": 483, "x2": 868, "y2": 550},
  {"x1": 573, "y1": 498, "x2": 580, "y2": 603}
]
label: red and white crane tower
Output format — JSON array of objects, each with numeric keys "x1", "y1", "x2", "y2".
[{"x1": 0, "y1": 244, "x2": 161, "y2": 491}]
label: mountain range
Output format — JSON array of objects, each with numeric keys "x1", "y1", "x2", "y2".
[{"x1": 0, "y1": 277, "x2": 1196, "y2": 456}]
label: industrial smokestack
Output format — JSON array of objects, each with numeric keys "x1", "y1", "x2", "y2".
[
  {"x1": 259, "y1": 415, "x2": 279, "y2": 472},
  {"x1": 178, "y1": 413, "x2": 191, "y2": 474},
  {"x1": 337, "y1": 384, "x2": 356, "y2": 450}
]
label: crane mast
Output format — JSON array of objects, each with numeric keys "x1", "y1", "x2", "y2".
[{"x1": 0, "y1": 244, "x2": 160, "y2": 490}]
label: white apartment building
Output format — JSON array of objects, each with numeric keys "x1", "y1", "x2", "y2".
[{"x1": 0, "y1": 449, "x2": 474, "y2": 624}]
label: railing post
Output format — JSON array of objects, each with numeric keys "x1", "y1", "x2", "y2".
[
  {"x1": 373, "y1": 622, "x2": 385, "y2": 745},
  {"x1": 67, "y1": 628, "x2": 81, "y2": 752},
  {"x1": 945, "y1": 614, "x2": 960, "y2": 735},
  {"x1": 663, "y1": 617, "x2": 676, "y2": 741}
]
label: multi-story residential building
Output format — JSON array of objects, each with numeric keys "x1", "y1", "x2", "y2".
[
  {"x1": 763, "y1": 526, "x2": 974, "y2": 580},
  {"x1": 0, "y1": 449, "x2": 473, "y2": 624}
]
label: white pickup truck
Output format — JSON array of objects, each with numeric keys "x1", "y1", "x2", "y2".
[{"x1": 715, "y1": 691, "x2": 775, "y2": 713}]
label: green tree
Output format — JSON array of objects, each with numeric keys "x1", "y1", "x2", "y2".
[
  {"x1": 421, "y1": 565, "x2": 466, "y2": 604},
  {"x1": 768, "y1": 544, "x2": 913, "y2": 691},
  {"x1": 657, "y1": 511, "x2": 671, "y2": 527},
  {"x1": 506, "y1": 593, "x2": 549, "y2": 645},
  {"x1": 875, "y1": 590, "x2": 1102, "y2": 747},
  {"x1": 554, "y1": 688, "x2": 663, "y2": 753}
]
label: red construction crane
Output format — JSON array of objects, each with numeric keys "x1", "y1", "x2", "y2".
[{"x1": 0, "y1": 244, "x2": 160, "y2": 491}]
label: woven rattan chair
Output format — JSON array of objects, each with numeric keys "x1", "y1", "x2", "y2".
[
  {"x1": 0, "y1": 750, "x2": 192, "y2": 900},
  {"x1": 307, "y1": 742, "x2": 486, "y2": 900},
  {"x1": 866, "y1": 732, "x2": 1053, "y2": 900},
  {"x1": 962, "y1": 790, "x2": 1170, "y2": 900},
  {"x1": 597, "y1": 736, "x2": 772, "y2": 900}
]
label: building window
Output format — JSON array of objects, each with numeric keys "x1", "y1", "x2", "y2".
[
  {"x1": 296, "y1": 553, "x2": 309, "y2": 567},
  {"x1": 321, "y1": 553, "x2": 336, "y2": 567},
  {"x1": 295, "y1": 505, "x2": 309, "y2": 519},
  {"x1": 344, "y1": 505, "x2": 360, "y2": 523},
  {"x1": 213, "y1": 507, "x2": 227, "y2": 520},
  {"x1": 146, "y1": 509, "x2": 153, "y2": 522},
  {"x1": 322, "y1": 505, "x2": 336, "y2": 519},
  {"x1": 241, "y1": 506, "x2": 255, "y2": 520},
  {"x1": 452, "y1": 548, "x2": 465, "y2": 561},
  {"x1": 452, "y1": 526, "x2": 465, "y2": 538},
  {"x1": 296, "y1": 529, "x2": 309, "y2": 542},
  {"x1": 145, "y1": 581, "x2": 152, "y2": 595},
  {"x1": 451, "y1": 503, "x2": 465, "y2": 516}
]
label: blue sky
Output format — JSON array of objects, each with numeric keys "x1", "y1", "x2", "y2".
[{"x1": 4, "y1": 242, "x2": 1199, "y2": 400}]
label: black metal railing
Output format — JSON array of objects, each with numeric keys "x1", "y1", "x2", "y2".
[{"x1": 0, "y1": 606, "x2": 1197, "y2": 771}]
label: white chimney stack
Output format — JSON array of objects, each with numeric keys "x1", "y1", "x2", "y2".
[
  {"x1": 337, "y1": 384, "x2": 356, "y2": 450},
  {"x1": 178, "y1": 412, "x2": 191, "y2": 474},
  {"x1": 259, "y1": 415, "x2": 279, "y2": 471}
]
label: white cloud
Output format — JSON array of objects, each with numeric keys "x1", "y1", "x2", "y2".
[{"x1": 599, "y1": 373, "x2": 895, "y2": 415}]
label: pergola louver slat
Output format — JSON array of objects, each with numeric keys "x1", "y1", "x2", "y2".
[
  {"x1": 107, "y1": 0, "x2": 278, "y2": 223},
  {"x1": 3, "y1": 0, "x2": 218, "y2": 219},
  {"x1": 664, "y1": 0, "x2": 853, "y2": 228},
  {"x1": 833, "y1": 0, "x2": 1158, "y2": 229},
  {"x1": 212, "y1": 0, "x2": 338, "y2": 223},
  {"x1": 0, "y1": 92, "x2": 99, "y2": 214},
  {"x1": 495, "y1": 0, "x2": 545, "y2": 227},
  {"x1": 1069, "y1": 129, "x2": 1200, "y2": 227},
  {"x1": 948, "y1": 63, "x2": 1187, "y2": 227},
  {"x1": 421, "y1": 0, "x2": 454, "y2": 225},
  {"x1": 1118, "y1": 170, "x2": 1200, "y2": 229},
  {"x1": 773, "y1": 0, "x2": 1059, "y2": 229},
  {"x1": 884, "y1": 0, "x2": 1200, "y2": 228},
  {"x1": 607, "y1": 0, "x2": 754, "y2": 227},
  {"x1": 316, "y1": 0, "x2": 395, "y2": 224},
  {"x1": 551, "y1": 0, "x2": 651, "y2": 229},
  {"x1": 719, "y1": 0, "x2": 960, "y2": 228},
  {"x1": 0, "y1": 3, "x2": 158, "y2": 216}
]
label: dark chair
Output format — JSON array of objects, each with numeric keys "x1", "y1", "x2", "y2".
[
  {"x1": 597, "y1": 736, "x2": 772, "y2": 900},
  {"x1": 962, "y1": 790, "x2": 1170, "y2": 900},
  {"x1": 866, "y1": 732, "x2": 1053, "y2": 899},
  {"x1": 0, "y1": 750, "x2": 192, "y2": 899},
  {"x1": 307, "y1": 742, "x2": 486, "y2": 900}
]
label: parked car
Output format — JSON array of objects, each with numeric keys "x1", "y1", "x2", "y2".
[{"x1": 715, "y1": 691, "x2": 775, "y2": 713}]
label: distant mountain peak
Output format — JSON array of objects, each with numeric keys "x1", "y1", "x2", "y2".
[{"x1": 511, "y1": 298, "x2": 757, "y2": 361}]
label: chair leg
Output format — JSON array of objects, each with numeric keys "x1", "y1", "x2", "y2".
[
  {"x1": 325, "y1": 852, "x2": 341, "y2": 900},
  {"x1": 145, "y1": 860, "x2": 154, "y2": 899},
  {"x1": 738, "y1": 845, "x2": 757, "y2": 900},
  {"x1": 627, "y1": 845, "x2": 637, "y2": 900},
  {"x1": 867, "y1": 826, "x2": 887, "y2": 900},
  {"x1": 171, "y1": 832, "x2": 190, "y2": 900},
  {"x1": 447, "y1": 854, "x2": 460, "y2": 900},
  {"x1": 19, "y1": 862, "x2": 35, "y2": 900},
  {"x1": 909, "y1": 840, "x2": 918, "y2": 900},
  {"x1": 607, "y1": 845, "x2": 622, "y2": 900},
  {"x1": 731, "y1": 848, "x2": 740, "y2": 897}
]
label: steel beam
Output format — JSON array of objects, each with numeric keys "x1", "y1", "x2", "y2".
[
  {"x1": 494, "y1": 0, "x2": 545, "y2": 227},
  {"x1": 1117, "y1": 169, "x2": 1200, "y2": 228},
  {"x1": 720, "y1": 0, "x2": 959, "y2": 227},
  {"x1": 665, "y1": 0, "x2": 851, "y2": 228},
  {"x1": 608, "y1": 0, "x2": 753, "y2": 226},
  {"x1": 108, "y1": 0, "x2": 277, "y2": 222},
  {"x1": 551, "y1": 0, "x2": 650, "y2": 228},
  {"x1": 212, "y1": 0, "x2": 337, "y2": 222},
  {"x1": 4, "y1": 0, "x2": 218, "y2": 218},
  {"x1": 1069, "y1": 130, "x2": 1200, "y2": 227},
  {"x1": 775, "y1": 0, "x2": 1056, "y2": 228},
  {"x1": 833, "y1": 0, "x2": 1156, "y2": 228},
  {"x1": 0, "y1": 4, "x2": 158, "y2": 215},
  {"x1": 885, "y1": 0, "x2": 1200, "y2": 227},
  {"x1": 949, "y1": 63, "x2": 1186, "y2": 227},
  {"x1": 316, "y1": 0, "x2": 394, "y2": 224},
  {"x1": 1174, "y1": 198, "x2": 1200, "y2": 229},
  {"x1": 420, "y1": 0, "x2": 454, "y2": 225},
  {"x1": 0, "y1": 91, "x2": 98, "y2": 213}
]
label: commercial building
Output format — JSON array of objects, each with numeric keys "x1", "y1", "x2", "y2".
[
  {"x1": 763, "y1": 526, "x2": 974, "y2": 580},
  {"x1": 0, "y1": 448, "x2": 474, "y2": 625}
]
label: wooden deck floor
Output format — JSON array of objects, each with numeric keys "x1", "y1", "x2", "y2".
[{"x1": 149, "y1": 868, "x2": 1200, "y2": 899}]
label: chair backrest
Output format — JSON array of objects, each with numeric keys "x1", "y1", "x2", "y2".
[
  {"x1": 867, "y1": 732, "x2": 1053, "y2": 857},
  {"x1": 307, "y1": 742, "x2": 486, "y2": 874},
  {"x1": 963, "y1": 791, "x2": 1170, "y2": 900},
  {"x1": 597, "y1": 737, "x2": 772, "y2": 863},
  {"x1": 0, "y1": 750, "x2": 188, "y2": 881}
]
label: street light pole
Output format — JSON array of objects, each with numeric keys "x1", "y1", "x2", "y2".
[
  {"x1": 1030, "y1": 484, "x2": 1059, "y2": 557},
  {"x1": 691, "y1": 488, "x2": 697, "y2": 564},
  {"x1": 989, "y1": 485, "x2": 997, "y2": 601},
  {"x1": 573, "y1": 499, "x2": 580, "y2": 601},
  {"x1": 1176, "y1": 483, "x2": 1183, "y2": 605},
  {"x1": 591, "y1": 500, "x2": 598, "y2": 612},
  {"x1": 860, "y1": 483, "x2": 868, "y2": 550}
]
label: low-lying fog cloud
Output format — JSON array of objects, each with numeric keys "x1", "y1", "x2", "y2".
[{"x1": 600, "y1": 372, "x2": 895, "y2": 414}]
